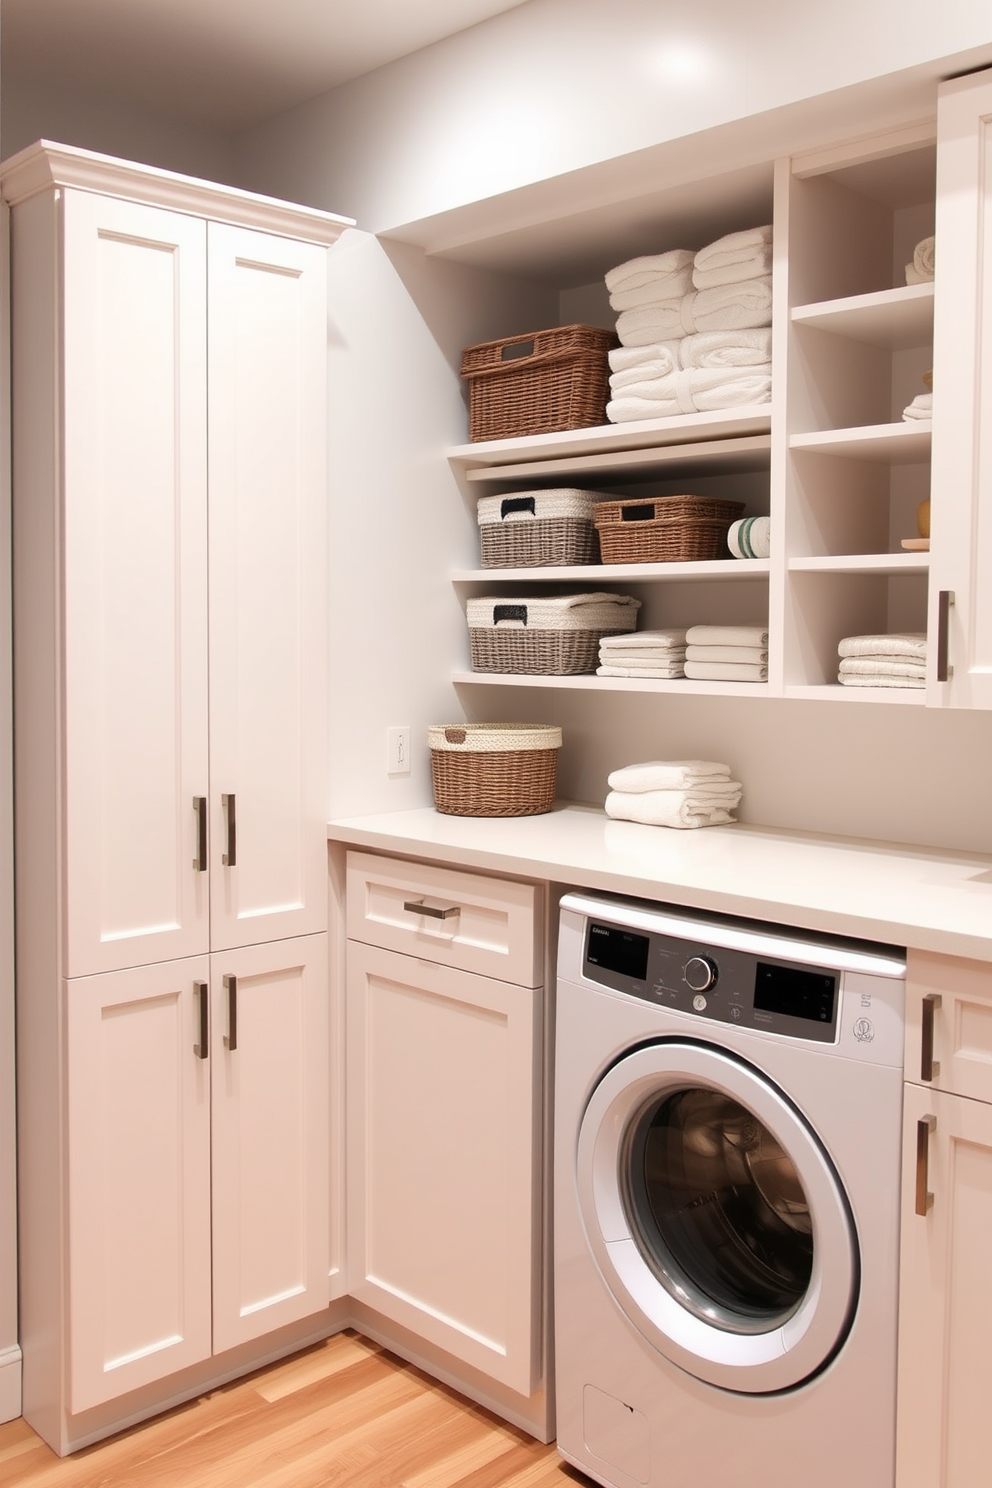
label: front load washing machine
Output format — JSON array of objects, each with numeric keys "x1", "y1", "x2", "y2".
[{"x1": 554, "y1": 893, "x2": 906, "y2": 1488}]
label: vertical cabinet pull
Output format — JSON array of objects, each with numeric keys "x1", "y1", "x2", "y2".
[
  {"x1": 224, "y1": 975, "x2": 238, "y2": 1051},
  {"x1": 193, "y1": 980, "x2": 209, "y2": 1059},
  {"x1": 921, "y1": 993, "x2": 942, "y2": 1082},
  {"x1": 915, "y1": 1114, "x2": 937, "y2": 1216},
  {"x1": 193, "y1": 796, "x2": 208, "y2": 872},
  {"x1": 222, "y1": 793, "x2": 237, "y2": 867},
  {"x1": 936, "y1": 590, "x2": 955, "y2": 682}
]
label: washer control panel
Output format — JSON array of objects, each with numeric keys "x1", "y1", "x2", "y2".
[{"x1": 583, "y1": 918, "x2": 840, "y2": 1043}]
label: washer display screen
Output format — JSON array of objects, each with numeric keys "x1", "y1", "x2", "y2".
[
  {"x1": 754, "y1": 962, "x2": 837, "y2": 1024},
  {"x1": 587, "y1": 922, "x2": 650, "y2": 982}
]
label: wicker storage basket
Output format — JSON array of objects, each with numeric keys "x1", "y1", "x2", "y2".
[
  {"x1": 429, "y1": 723, "x2": 562, "y2": 817},
  {"x1": 460, "y1": 324, "x2": 617, "y2": 442},
  {"x1": 593, "y1": 494, "x2": 745, "y2": 564},
  {"x1": 477, "y1": 488, "x2": 606, "y2": 568},
  {"x1": 467, "y1": 592, "x2": 640, "y2": 675}
]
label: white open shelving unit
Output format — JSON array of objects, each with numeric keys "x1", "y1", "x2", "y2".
[{"x1": 446, "y1": 124, "x2": 937, "y2": 706}]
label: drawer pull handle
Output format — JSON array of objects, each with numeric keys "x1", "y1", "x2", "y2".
[
  {"x1": 921, "y1": 993, "x2": 942, "y2": 1083},
  {"x1": 916, "y1": 1115, "x2": 937, "y2": 1216},
  {"x1": 193, "y1": 980, "x2": 209, "y2": 1060},
  {"x1": 193, "y1": 796, "x2": 207, "y2": 872},
  {"x1": 224, "y1": 975, "x2": 238, "y2": 1052},
  {"x1": 403, "y1": 899, "x2": 460, "y2": 920}
]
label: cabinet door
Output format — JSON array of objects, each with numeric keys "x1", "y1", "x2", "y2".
[
  {"x1": 62, "y1": 191, "x2": 210, "y2": 976},
  {"x1": 206, "y1": 224, "x2": 328, "y2": 950},
  {"x1": 346, "y1": 940, "x2": 540, "y2": 1396},
  {"x1": 930, "y1": 69, "x2": 992, "y2": 709},
  {"x1": 210, "y1": 934, "x2": 329, "y2": 1353},
  {"x1": 66, "y1": 957, "x2": 212, "y2": 1412},
  {"x1": 905, "y1": 949, "x2": 992, "y2": 1102},
  {"x1": 897, "y1": 1082, "x2": 992, "y2": 1488}
]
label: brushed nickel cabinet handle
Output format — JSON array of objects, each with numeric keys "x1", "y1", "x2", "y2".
[
  {"x1": 936, "y1": 590, "x2": 954, "y2": 682},
  {"x1": 193, "y1": 796, "x2": 207, "y2": 872},
  {"x1": 223, "y1": 975, "x2": 238, "y2": 1052},
  {"x1": 193, "y1": 980, "x2": 209, "y2": 1060},
  {"x1": 921, "y1": 993, "x2": 942, "y2": 1083},
  {"x1": 403, "y1": 899, "x2": 460, "y2": 920},
  {"x1": 916, "y1": 1114, "x2": 937, "y2": 1216},
  {"x1": 222, "y1": 793, "x2": 237, "y2": 867}
]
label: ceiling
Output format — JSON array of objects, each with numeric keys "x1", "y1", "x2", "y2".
[{"x1": 1, "y1": 0, "x2": 533, "y2": 131}]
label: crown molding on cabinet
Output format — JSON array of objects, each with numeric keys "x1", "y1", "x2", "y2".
[{"x1": 0, "y1": 140, "x2": 354, "y2": 246}]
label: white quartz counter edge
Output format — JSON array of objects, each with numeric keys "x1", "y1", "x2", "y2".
[{"x1": 327, "y1": 802, "x2": 992, "y2": 963}]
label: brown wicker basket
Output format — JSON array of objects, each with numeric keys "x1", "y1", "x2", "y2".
[
  {"x1": 429, "y1": 723, "x2": 562, "y2": 817},
  {"x1": 461, "y1": 324, "x2": 617, "y2": 442},
  {"x1": 593, "y1": 494, "x2": 745, "y2": 564}
]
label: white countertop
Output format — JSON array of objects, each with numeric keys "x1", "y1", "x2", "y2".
[{"x1": 328, "y1": 803, "x2": 992, "y2": 962}]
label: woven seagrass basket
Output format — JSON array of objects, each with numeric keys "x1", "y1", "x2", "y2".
[
  {"x1": 460, "y1": 325, "x2": 616, "y2": 442},
  {"x1": 593, "y1": 494, "x2": 745, "y2": 564},
  {"x1": 477, "y1": 489, "x2": 603, "y2": 569},
  {"x1": 429, "y1": 723, "x2": 562, "y2": 817}
]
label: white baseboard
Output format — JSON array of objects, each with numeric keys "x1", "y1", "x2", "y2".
[{"x1": 0, "y1": 1344, "x2": 22, "y2": 1423}]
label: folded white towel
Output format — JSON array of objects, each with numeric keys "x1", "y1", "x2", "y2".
[
  {"x1": 685, "y1": 644, "x2": 767, "y2": 664},
  {"x1": 607, "y1": 367, "x2": 772, "y2": 423},
  {"x1": 692, "y1": 225, "x2": 773, "y2": 289},
  {"x1": 598, "y1": 651, "x2": 687, "y2": 667},
  {"x1": 686, "y1": 624, "x2": 768, "y2": 647},
  {"x1": 838, "y1": 632, "x2": 926, "y2": 660},
  {"x1": 839, "y1": 675, "x2": 925, "y2": 689},
  {"x1": 597, "y1": 664, "x2": 686, "y2": 678},
  {"x1": 609, "y1": 266, "x2": 695, "y2": 311},
  {"x1": 728, "y1": 515, "x2": 771, "y2": 559},
  {"x1": 606, "y1": 789, "x2": 738, "y2": 829},
  {"x1": 608, "y1": 760, "x2": 732, "y2": 792},
  {"x1": 616, "y1": 277, "x2": 773, "y2": 345},
  {"x1": 839, "y1": 657, "x2": 926, "y2": 679},
  {"x1": 599, "y1": 628, "x2": 687, "y2": 651},
  {"x1": 609, "y1": 330, "x2": 773, "y2": 381},
  {"x1": 468, "y1": 592, "x2": 641, "y2": 632},
  {"x1": 902, "y1": 392, "x2": 933, "y2": 421},
  {"x1": 684, "y1": 660, "x2": 768, "y2": 681},
  {"x1": 605, "y1": 249, "x2": 695, "y2": 295}
]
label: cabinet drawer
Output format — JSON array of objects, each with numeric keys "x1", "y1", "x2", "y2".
[
  {"x1": 346, "y1": 851, "x2": 541, "y2": 987},
  {"x1": 905, "y1": 949, "x2": 992, "y2": 1101}
]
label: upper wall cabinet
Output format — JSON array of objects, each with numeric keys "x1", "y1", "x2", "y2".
[{"x1": 3, "y1": 143, "x2": 351, "y2": 977}]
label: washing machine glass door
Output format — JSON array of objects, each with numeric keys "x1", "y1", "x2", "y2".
[{"x1": 576, "y1": 1040, "x2": 858, "y2": 1394}]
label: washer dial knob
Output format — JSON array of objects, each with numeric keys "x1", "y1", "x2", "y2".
[{"x1": 684, "y1": 955, "x2": 717, "y2": 993}]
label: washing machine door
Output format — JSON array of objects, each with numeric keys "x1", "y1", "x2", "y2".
[{"x1": 576, "y1": 1040, "x2": 858, "y2": 1394}]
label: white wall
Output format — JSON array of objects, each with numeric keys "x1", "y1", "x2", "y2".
[{"x1": 233, "y1": 0, "x2": 992, "y2": 233}]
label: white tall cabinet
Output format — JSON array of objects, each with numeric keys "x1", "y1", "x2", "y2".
[{"x1": 1, "y1": 142, "x2": 350, "y2": 1451}]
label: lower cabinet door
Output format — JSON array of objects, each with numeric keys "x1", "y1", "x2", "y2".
[
  {"x1": 66, "y1": 957, "x2": 212, "y2": 1412},
  {"x1": 210, "y1": 933, "x2": 329, "y2": 1353},
  {"x1": 346, "y1": 940, "x2": 541, "y2": 1396},
  {"x1": 897, "y1": 1082, "x2": 992, "y2": 1488}
]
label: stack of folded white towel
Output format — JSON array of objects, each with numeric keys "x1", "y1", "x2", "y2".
[
  {"x1": 604, "y1": 227, "x2": 773, "y2": 423},
  {"x1": 905, "y1": 236, "x2": 934, "y2": 285},
  {"x1": 597, "y1": 630, "x2": 687, "y2": 679},
  {"x1": 605, "y1": 759, "x2": 743, "y2": 829},
  {"x1": 683, "y1": 625, "x2": 768, "y2": 682},
  {"x1": 837, "y1": 633, "x2": 927, "y2": 689}
]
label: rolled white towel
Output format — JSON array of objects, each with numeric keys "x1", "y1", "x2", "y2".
[
  {"x1": 728, "y1": 515, "x2": 771, "y2": 559},
  {"x1": 607, "y1": 367, "x2": 772, "y2": 422},
  {"x1": 686, "y1": 624, "x2": 768, "y2": 647},
  {"x1": 839, "y1": 674, "x2": 925, "y2": 689},
  {"x1": 839, "y1": 657, "x2": 926, "y2": 680},
  {"x1": 904, "y1": 236, "x2": 935, "y2": 286},
  {"x1": 684, "y1": 660, "x2": 768, "y2": 681},
  {"x1": 606, "y1": 789, "x2": 738, "y2": 829},
  {"x1": 838, "y1": 632, "x2": 926, "y2": 660},
  {"x1": 605, "y1": 249, "x2": 695, "y2": 295},
  {"x1": 685, "y1": 644, "x2": 767, "y2": 664},
  {"x1": 692, "y1": 225, "x2": 773, "y2": 289},
  {"x1": 616, "y1": 277, "x2": 772, "y2": 345},
  {"x1": 597, "y1": 664, "x2": 686, "y2": 678},
  {"x1": 608, "y1": 760, "x2": 732, "y2": 792},
  {"x1": 902, "y1": 392, "x2": 932, "y2": 421},
  {"x1": 609, "y1": 265, "x2": 695, "y2": 311},
  {"x1": 600, "y1": 629, "x2": 687, "y2": 651}
]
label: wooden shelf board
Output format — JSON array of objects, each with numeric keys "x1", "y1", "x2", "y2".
[
  {"x1": 789, "y1": 422, "x2": 931, "y2": 462},
  {"x1": 791, "y1": 283, "x2": 934, "y2": 348},
  {"x1": 461, "y1": 434, "x2": 772, "y2": 484},
  {"x1": 448, "y1": 408, "x2": 773, "y2": 472},
  {"x1": 788, "y1": 553, "x2": 929, "y2": 575},
  {"x1": 784, "y1": 684, "x2": 925, "y2": 705},
  {"x1": 452, "y1": 670, "x2": 771, "y2": 696},
  {"x1": 452, "y1": 559, "x2": 771, "y2": 583}
]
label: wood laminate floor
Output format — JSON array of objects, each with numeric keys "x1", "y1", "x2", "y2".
[{"x1": 0, "y1": 1332, "x2": 586, "y2": 1488}]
